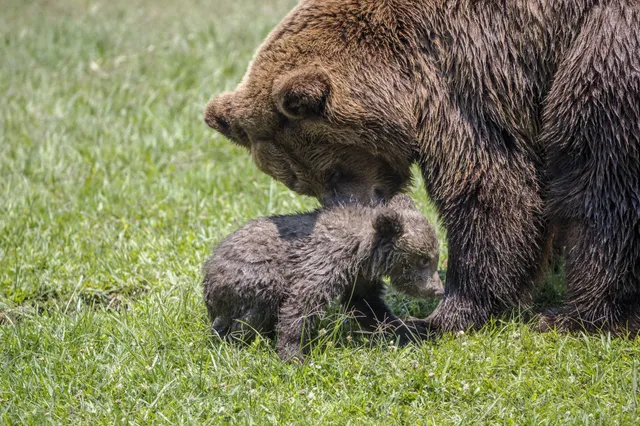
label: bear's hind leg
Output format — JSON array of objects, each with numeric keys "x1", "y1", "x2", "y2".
[
  {"x1": 276, "y1": 276, "x2": 353, "y2": 362},
  {"x1": 540, "y1": 222, "x2": 640, "y2": 336},
  {"x1": 275, "y1": 301, "x2": 318, "y2": 363},
  {"x1": 211, "y1": 316, "x2": 231, "y2": 337},
  {"x1": 227, "y1": 306, "x2": 276, "y2": 343},
  {"x1": 541, "y1": 2, "x2": 640, "y2": 335}
]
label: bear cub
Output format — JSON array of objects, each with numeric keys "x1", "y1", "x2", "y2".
[{"x1": 203, "y1": 194, "x2": 443, "y2": 361}]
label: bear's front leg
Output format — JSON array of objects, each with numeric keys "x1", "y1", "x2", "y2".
[
  {"x1": 341, "y1": 279, "x2": 397, "y2": 331},
  {"x1": 423, "y1": 148, "x2": 549, "y2": 333},
  {"x1": 341, "y1": 279, "x2": 428, "y2": 343}
]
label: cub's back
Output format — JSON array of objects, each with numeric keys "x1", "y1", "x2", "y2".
[
  {"x1": 203, "y1": 211, "x2": 324, "y2": 298},
  {"x1": 211, "y1": 211, "x2": 321, "y2": 264}
]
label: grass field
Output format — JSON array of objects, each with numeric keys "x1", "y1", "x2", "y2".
[{"x1": 1, "y1": 0, "x2": 639, "y2": 423}]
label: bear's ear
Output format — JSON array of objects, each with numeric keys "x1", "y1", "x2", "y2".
[
  {"x1": 272, "y1": 67, "x2": 331, "y2": 120},
  {"x1": 373, "y1": 209, "x2": 404, "y2": 241}
]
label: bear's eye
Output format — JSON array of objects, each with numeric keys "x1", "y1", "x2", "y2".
[
  {"x1": 373, "y1": 187, "x2": 386, "y2": 202},
  {"x1": 284, "y1": 173, "x2": 298, "y2": 191},
  {"x1": 328, "y1": 167, "x2": 356, "y2": 187}
]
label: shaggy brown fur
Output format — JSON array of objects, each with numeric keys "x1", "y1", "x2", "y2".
[
  {"x1": 203, "y1": 195, "x2": 442, "y2": 362},
  {"x1": 204, "y1": 0, "x2": 640, "y2": 335}
]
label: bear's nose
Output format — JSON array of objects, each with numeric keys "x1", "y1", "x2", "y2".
[
  {"x1": 204, "y1": 108, "x2": 230, "y2": 134},
  {"x1": 204, "y1": 93, "x2": 249, "y2": 146}
]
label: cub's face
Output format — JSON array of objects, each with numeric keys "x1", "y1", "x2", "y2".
[
  {"x1": 389, "y1": 222, "x2": 443, "y2": 299},
  {"x1": 374, "y1": 195, "x2": 443, "y2": 299},
  {"x1": 204, "y1": 0, "x2": 418, "y2": 205}
]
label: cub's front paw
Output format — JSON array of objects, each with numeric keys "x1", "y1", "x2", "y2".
[{"x1": 390, "y1": 317, "x2": 432, "y2": 345}]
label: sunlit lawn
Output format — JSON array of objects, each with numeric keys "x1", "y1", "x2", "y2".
[{"x1": 1, "y1": 0, "x2": 639, "y2": 423}]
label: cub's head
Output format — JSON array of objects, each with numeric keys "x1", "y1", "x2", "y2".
[
  {"x1": 205, "y1": 0, "x2": 423, "y2": 204},
  {"x1": 373, "y1": 194, "x2": 443, "y2": 298}
]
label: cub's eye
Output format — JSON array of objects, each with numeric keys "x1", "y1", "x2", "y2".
[
  {"x1": 418, "y1": 257, "x2": 431, "y2": 268},
  {"x1": 328, "y1": 170, "x2": 342, "y2": 185}
]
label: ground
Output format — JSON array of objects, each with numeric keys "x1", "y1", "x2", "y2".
[{"x1": 1, "y1": 0, "x2": 639, "y2": 423}]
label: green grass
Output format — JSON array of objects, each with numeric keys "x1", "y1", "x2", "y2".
[{"x1": 1, "y1": 0, "x2": 638, "y2": 423}]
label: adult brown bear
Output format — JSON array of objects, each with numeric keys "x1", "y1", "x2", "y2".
[{"x1": 204, "y1": 0, "x2": 640, "y2": 334}]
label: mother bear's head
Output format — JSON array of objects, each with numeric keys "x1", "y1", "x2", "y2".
[{"x1": 205, "y1": 0, "x2": 429, "y2": 205}]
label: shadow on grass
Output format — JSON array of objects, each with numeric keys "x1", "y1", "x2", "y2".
[
  {"x1": 205, "y1": 299, "x2": 448, "y2": 365},
  {"x1": 532, "y1": 262, "x2": 566, "y2": 310},
  {"x1": 0, "y1": 281, "x2": 150, "y2": 325},
  {"x1": 202, "y1": 261, "x2": 571, "y2": 365}
]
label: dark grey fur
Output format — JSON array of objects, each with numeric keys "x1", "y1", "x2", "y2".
[{"x1": 203, "y1": 194, "x2": 442, "y2": 362}]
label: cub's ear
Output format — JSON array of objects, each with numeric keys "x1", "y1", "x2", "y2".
[
  {"x1": 373, "y1": 209, "x2": 404, "y2": 241},
  {"x1": 272, "y1": 67, "x2": 331, "y2": 120}
]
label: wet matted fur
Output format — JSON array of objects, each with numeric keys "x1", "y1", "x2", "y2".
[
  {"x1": 204, "y1": 0, "x2": 640, "y2": 335},
  {"x1": 203, "y1": 195, "x2": 442, "y2": 361}
]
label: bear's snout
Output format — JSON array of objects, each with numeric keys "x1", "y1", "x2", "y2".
[{"x1": 204, "y1": 93, "x2": 249, "y2": 147}]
